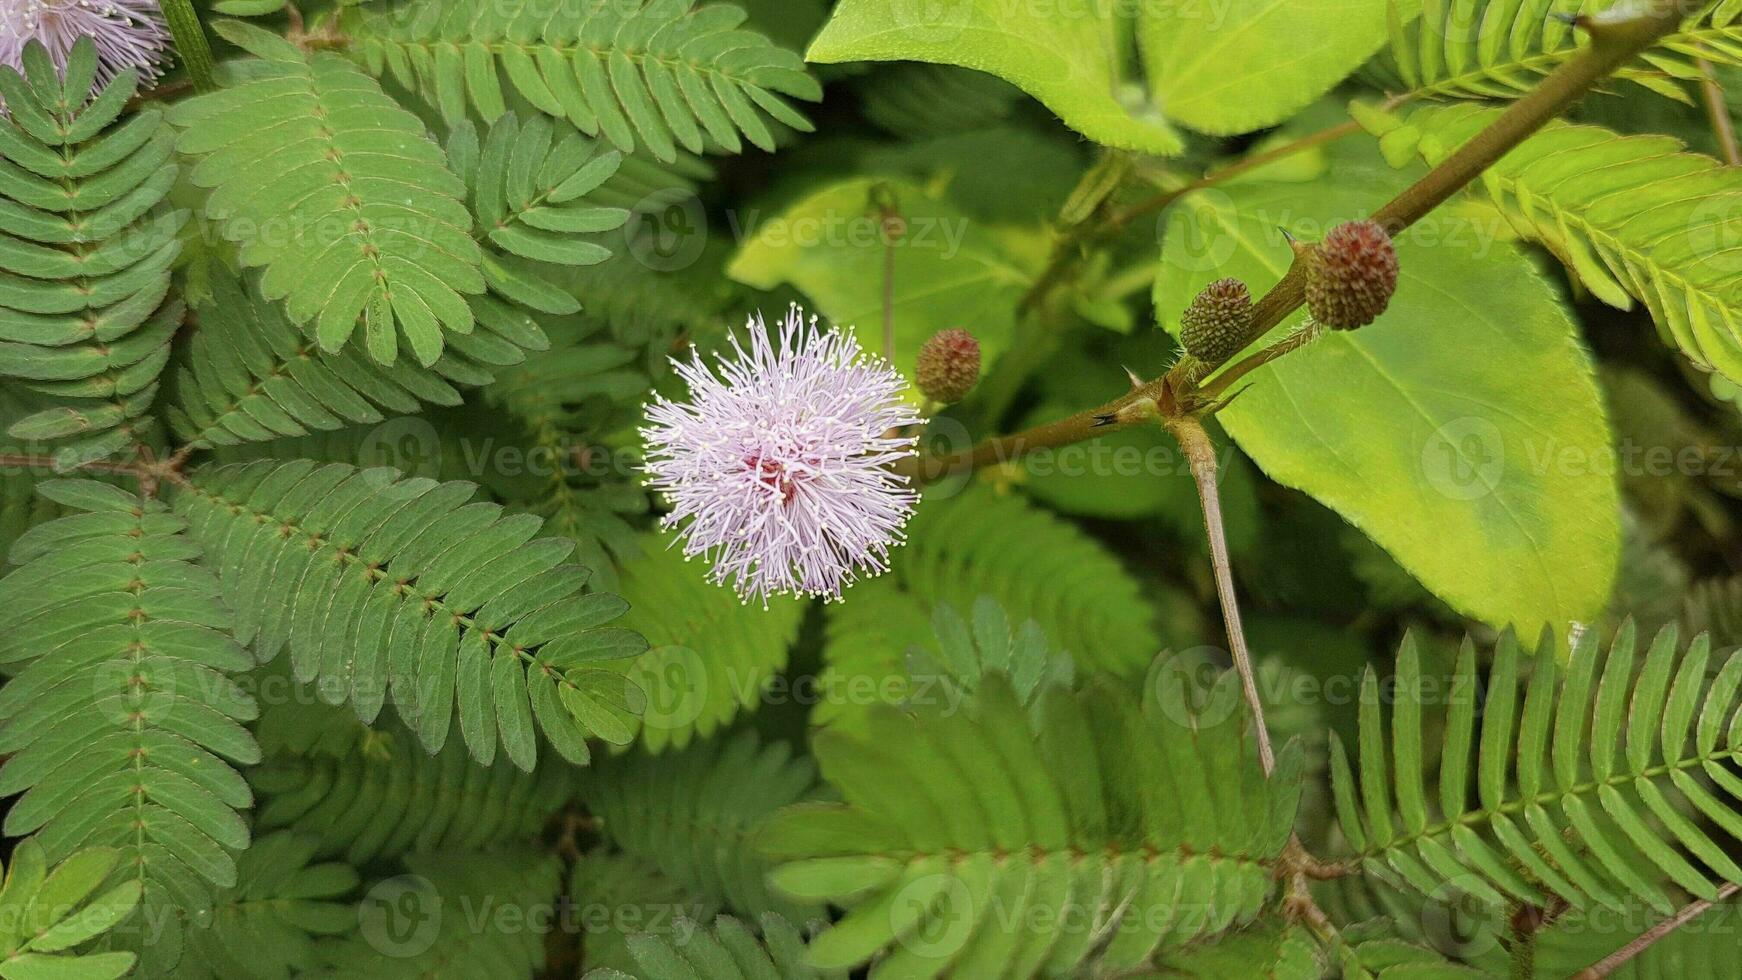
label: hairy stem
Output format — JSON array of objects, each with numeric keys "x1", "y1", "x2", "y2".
[
  {"x1": 158, "y1": 0, "x2": 217, "y2": 93},
  {"x1": 1232, "y1": 6, "x2": 1684, "y2": 360},
  {"x1": 1168, "y1": 415, "x2": 1274, "y2": 774},
  {"x1": 1572, "y1": 883, "x2": 1740, "y2": 978},
  {"x1": 1193, "y1": 321, "x2": 1323, "y2": 410},
  {"x1": 1509, "y1": 904, "x2": 1548, "y2": 980},
  {"x1": 878, "y1": 207, "x2": 901, "y2": 361},
  {"x1": 1018, "y1": 112, "x2": 1383, "y2": 317},
  {"x1": 1697, "y1": 49, "x2": 1741, "y2": 165},
  {"x1": 0, "y1": 453, "x2": 147, "y2": 477},
  {"x1": 906, "y1": 4, "x2": 1687, "y2": 482},
  {"x1": 0, "y1": 452, "x2": 189, "y2": 493}
]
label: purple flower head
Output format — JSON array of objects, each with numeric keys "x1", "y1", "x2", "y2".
[
  {"x1": 642, "y1": 306, "x2": 923, "y2": 605},
  {"x1": 0, "y1": 0, "x2": 171, "y2": 94}
]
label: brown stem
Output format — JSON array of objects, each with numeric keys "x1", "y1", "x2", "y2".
[
  {"x1": 1509, "y1": 903, "x2": 1549, "y2": 980},
  {"x1": 1017, "y1": 112, "x2": 1385, "y2": 317},
  {"x1": 1167, "y1": 415, "x2": 1274, "y2": 774},
  {"x1": 881, "y1": 219, "x2": 898, "y2": 360},
  {"x1": 126, "y1": 78, "x2": 193, "y2": 110},
  {"x1": 0, "y1": 453, "x2": 150, "y2": 477},
  {"x1": 1191, "y1": 321, "x2": 1322, "y2": 409},
  {"x1": 908, "y1": 5, "x2": 1686, "y2": 482},
  {"x1": 0, "y1": 452, "x2": 191, "y2": 494},
  {"x1": 1697, "y1": 51, "x2": 1741, "y2": 165},
  {"x1": 1572, "y1": 883, "x2": 1740, "y2": 978},
  {"x1": 893, "y1": 376, "x2": 1172, "y2": 480}
]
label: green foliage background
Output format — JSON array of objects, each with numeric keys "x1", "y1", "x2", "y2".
[{"x1": 3, "y1": 0, "x2": 1742, "y2": 977}]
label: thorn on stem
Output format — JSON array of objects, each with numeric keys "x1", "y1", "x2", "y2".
[
  {"x1": 1121, "y1": 364, "x2": 1145, "y2": 390},
  {"x1": 1281, "y1": 227, "x2": 1313, "y2": 259}
]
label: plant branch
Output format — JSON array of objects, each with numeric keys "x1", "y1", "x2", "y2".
[
  {"x1": 1228, "y1": 5, "x2": 1685, "y2": 363},
  {"x1": 0, "y1": 452, "x2": 192, "y2": 491},
  {"x1": 0, "y1": 453, "x2": 145, "y2": 477},
  {"x1": 905, "y1": 3, "x2": 1688, "y2": 483},
  {"x1": 1508, "y1": 903, "x2": 1549, "y2": 980},
  {"x1": 159, "y1": 0, "x2": 217, "y2": 93},
  {"x1": 1167, "y1": 415, "x2": 1274, "y2": 774},
  {"x1": 1017, "y1": 112, "x2": 1384, "y2": 317},
  {"x1": 1571, "y1": 882, "x2": 1740, "y2": 978},
  {"x1": 1696, "y1": 49, "x2": 1741, "y2": 165},
  {"x1": 881, "y1": 216, "x2": 898, "y2": 361}
]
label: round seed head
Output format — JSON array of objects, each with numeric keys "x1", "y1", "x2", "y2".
[
  {"x1": 1306, "y1": 219, "x2": 1398, "y2": 329},
  {"x1": 916, "y1": 329, "x2": 981, "y2": 404},
  {"x1": 1179, "y1": 277, "x2": 1253, "y2": 365}
]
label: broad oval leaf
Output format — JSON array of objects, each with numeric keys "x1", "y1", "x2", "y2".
[
  {"x1": 807, "y1": 0, "x2": 1184, "y2": 154},
  {"x1": 1156, "y1": 178, "x2": 1620, "y2": 642},
  {"x1": 1139, "y1": 0, "x2": 1395, "y2": 135},
  {"x1": 727, "y1": 177, "x2": 1038, "y2": 390}
]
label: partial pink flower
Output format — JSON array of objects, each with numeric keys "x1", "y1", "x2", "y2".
[
  {"x1": 0, "y1": 0, "x2": 171, "y2": 93},
  {"x1": 642, "y1": 306, "x2": 923, "y2": 604}
]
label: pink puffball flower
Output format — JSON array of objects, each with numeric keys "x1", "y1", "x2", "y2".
[
  {"x1": 642, "y1": 306, "x2": 923, "y2": 605},
  {"x1": 0, "y1": 0, "x2": 171, "y2": 93}
]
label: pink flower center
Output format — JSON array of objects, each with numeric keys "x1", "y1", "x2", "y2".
[{"x1": 747, "y1": 454, "x2": 800, "y2": 504}]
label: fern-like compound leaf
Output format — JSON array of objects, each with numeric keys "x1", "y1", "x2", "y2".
[
  {"x1": 445, "y1": 113, "x2": 630, "y2": 300},
  {"x1": 1333, "y1": 625, "x2": 1742, "y2": 916},
  {"x1": 1372, "y1": 0, "x2": 1742, "y2": 102},
  {"x1": 571, "y1": 849, "x2": 715, "y2": 975},
  {"x1": 168, "y1": 270, "x2": 471, "y2": 449},
  {"x1": 171, "y1": 832, "x2": 358, "y2": 980},
  {"x1": 764, "y1": 673, "x2": 1300, "y2": 975},
  {"x1": 251, "y1": 694, "x2": 574, "y2": 865},
  {"x1": 0, "y1": 39, "x2": 186, "y2": 470},
  {"x1": 323, "y1": 848, "x2": 559, "y2": 977},
  {"x1": 345, "y1": 0, "x2": 821, "y2": 162},
  {"x1": 613, "y1": 538, "x2": 805, "y2": 751},
  {"x1": 0, "y1": 840, "x2": 144, "y2": 980},
  {"x1": 584, "y1": 913, "x2": 841, "y2": 980},
  {"x1": 1369, "y1": 103, "x2": 1742, "y2": 383},
  {"x1": 168, "y1": 20, "x2": 484, "y2": 367},
  {"x1": 173, "y1": 459, "x2": 649, "y2": 768},
  {"x1": 579, "y1": 730, "x2": 820, "y2": 921},
  {"x1": 817, "y1": 486, "x2": 1160, "y2": 730},
  {"x1": 0, "y1": 480, "x2": 260, "y2": 955}
]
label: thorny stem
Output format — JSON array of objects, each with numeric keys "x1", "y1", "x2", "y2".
[
  {"x1": 1167, "y1": 415, "x2": 1273, "y2": 774},
  {"x1": 1222, "y1": 4, "x2": 1686, "y2": 366},
  {"x1": 1508, "y1": 904, "x2": 1549, "y2": 980},
  {"x1": 1696, "y1": 49, "x2": 1741, "y2": 165},
  {"x1": 1017, "y1": 115, "x2": 1379, "y2": 317},
  {"x1": 1192, "y1": 320, "x2": 1324, "y2": 408},
  {"x1": 1280, "y1": 838, "x2": 1344, "y2": 952},
  {"x1": 1571, "y1": 883, "x2": 1741, "y2": 978},
  {"x1": 909, "y1": 3, "x2": 1689, "y2": 482},
  {"x1": 0, "y1": 452, "x2": 190, "y2": 493}
]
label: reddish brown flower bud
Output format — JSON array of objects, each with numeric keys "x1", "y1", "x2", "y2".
[
  {"x1": 915, "y1": 329, "x2": 980, "y2": 404},
  {"x1": 1306, "y1": 219, "x2": 1398, "y2": 329},
  {"x1": 1179, "y1": 277, "x2": 1254, "y2": 365}
]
